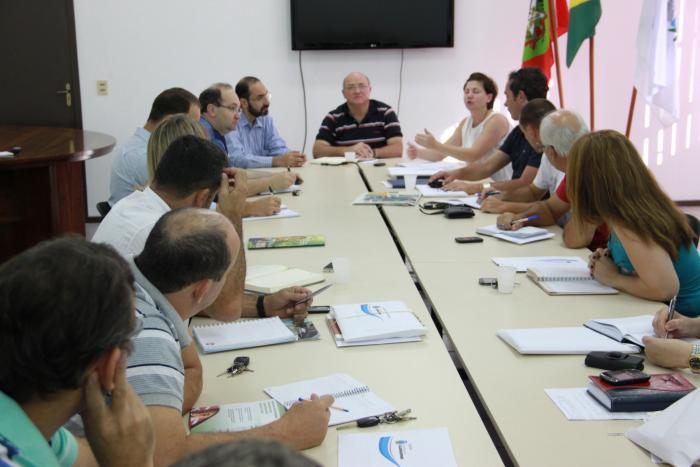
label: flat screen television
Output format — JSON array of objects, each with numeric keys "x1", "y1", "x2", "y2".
[{"x1": 290, "y1": 0, "x2": 454, "y2": 50}]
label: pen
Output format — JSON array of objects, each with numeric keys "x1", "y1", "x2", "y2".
[
  {"x1": 664, "y1": 295, "x2": 677, "y2": 339},
  {"x1": 477, "y1": 191, "x2": 500, "y2": 197},
  {"x1": 511, "y1": 215, "x2": 540, "y2": 225},
  {"x1": 267, "y1": 186, "x2": 275, "y2": 195},
  {"x1": 291, "y1": 283, "x2": 333, "y2": 305},
  {"x1": 298, "y1": 397, "x2": 348, "y2": 412}
]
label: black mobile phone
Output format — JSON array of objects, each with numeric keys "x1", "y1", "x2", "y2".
[
  {"x1": 455, "y1": 236, "x2": 483, "y2": 244},
  {"x1": 307, "y1": 305, "x2": 331, "y2": 314},
  {"x1": 373, "y1": 162, "x2": 386, "y2": 167},
  {"x1": 478, "y1": 277, "x2": 497, "y2": 286},
  {"x1": 428, "y1": 179, "x2": 444, "y2": 188},
  {"x1": 600, "y1": 369, "x2": 650, "y2": 386}
]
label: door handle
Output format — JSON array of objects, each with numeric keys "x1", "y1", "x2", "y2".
[{"x1": 56, "y1": 83, "x2": 72, "y2": 107}]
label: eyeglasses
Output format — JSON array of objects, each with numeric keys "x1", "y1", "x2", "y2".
[
  {"x1": 217, "y1": 103, "x2": 241, "y2": 113},
  {"x1": 344, "y1": 84, "x2": 369, "y2": 92}
]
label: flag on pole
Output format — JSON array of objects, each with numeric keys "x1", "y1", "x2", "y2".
[
  {"x1": 634, "y1": 0, "x2": 679, "y2": 125},
  {"x1": 566, "y1": 0, "x2": 602, "y2": 67},
  {"x1": 522, "y1": 0, "x2": 569, "y2": 80}
]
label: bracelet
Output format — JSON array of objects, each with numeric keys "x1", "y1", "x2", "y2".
[{"x1": 256, "y1": 295, "x2": 266, "y2": 318}]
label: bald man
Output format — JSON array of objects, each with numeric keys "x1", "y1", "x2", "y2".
[{"x1": 313, "y1": 72, "x2": 403, "y2": 159}]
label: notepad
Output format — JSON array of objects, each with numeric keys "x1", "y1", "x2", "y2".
[
  {"x1": 527, "y1": 264, "x2": 618, "y2": 295},
  {"x1": 584, "y1": 315, "x2": 700, "y2": 347},
  {"x1": 338, "y1": 427, "x2": 458, "y2": 467},
  {"x1": 193, "y1": 317, "x2": 297, "y2": 353},
  {"x1": 476, "y1": 224, "x2": 554, "y2": 244},
  {"x1": 353, "y1": 192, "x2": 421, "y2": 206},
  {"x1": 245, "y1": 264, "x2": 324, "y2": 294},
  {"x1": 496, "y1": 327, "x2": 642, "y2": 354},
  {"x1": 264, "y1": 373, "x2": 395, "y2": 426},
  {"x1": 247, "y1": 235, "x2": 325, "y2": 250},
  {"x1": 416, "y1": 185, "x2": 468, "y2": 197},
  {"x1": 492, "y1": 256, "x2": 588, "y2": 272},
  {"x1": 243, "y1": 208, "x2": 300, "y2": 222},
  {"x1": 189, "y1": 400, "x2": 286, "y2": 433},
  {"x1": 331, "y1": 301, "x2": 426, "y2": 343}
]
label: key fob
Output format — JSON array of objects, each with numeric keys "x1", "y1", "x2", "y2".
[
  {"x1": 356, "y1": 416, "x2": 380, "y2": 428},
  {"x1": 233, "y1": 356, "x2": 250, "y2": 367}
]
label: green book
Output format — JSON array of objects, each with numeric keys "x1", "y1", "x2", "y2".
[{"x1": 247, "y1": 235, "x2": 326, "y2": 250}]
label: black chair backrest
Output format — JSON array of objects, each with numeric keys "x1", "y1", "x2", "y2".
[
  {"x1": 96, "y1": 201, "x2": 111, "y2": 218},
  {"x1": 686, "y1": 213, "x2": 700, "y2": 247}
]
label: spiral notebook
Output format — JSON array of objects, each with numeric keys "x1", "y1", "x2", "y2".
[
  {"x1": 264, "y1": 373, "x2": 395, "y2": 426},
  {"x1": 526, "y1": 264, "x2": 618, "y2": 295},
  {"x1": 193, "y1": 317, "x2": 297, "y2": 353}
]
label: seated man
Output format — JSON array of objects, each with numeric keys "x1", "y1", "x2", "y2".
[
  {"x1": 94, "y1": 135, "x2": 312, "y2": 322},
  {"x1": 109, "y1": 87, "x2": 200, "y2": 205},
  {"x1": 230, "y1": 76, "x2": 306, "y2": 168},
  {"x1": 495, "y1": 109, "x2": 610, "y2": 250},
  {"x1": 127, "y1": 207, "x2": 333, "y2": 465},
  {"x1": 312, "y1": 72, "x2": 403, "y2": 159},
  {"x1": 0, "y1": 237, "x2": 153, "y2": 467},
  {"x1": 429, "y1": 68, "x2": 549, "y2": 194}
]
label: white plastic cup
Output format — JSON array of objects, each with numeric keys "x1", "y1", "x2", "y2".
[
  {"x1": 497, "y1": 266, "x2": 516, "y2": 294},
  {"x1": 332, "y1": 257, "x2": 352, "y2": 284},
  {"x1": 344, "y1": 151, "x2": 356, "y2": 162},
  {"x1": 404, "y1": 174, "x2": 418, "y2": 190}
]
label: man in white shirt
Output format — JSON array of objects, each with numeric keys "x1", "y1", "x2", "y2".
[
  {"x1": 108, "y1": 87, "x2": 200, "y2": 205},
  {"x1": 95, "y1": 135, "x2": 313, "y2": 323}
]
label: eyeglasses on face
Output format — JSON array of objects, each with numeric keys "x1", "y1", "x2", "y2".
[
  {"x1": 217, "y1": 103, "x2": 241, "y2": 113},
  {"x1": 344, "y1": 84, "x2": 369, "y2": 92}
]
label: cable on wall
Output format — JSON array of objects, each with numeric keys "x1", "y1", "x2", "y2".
[
  {"x1": 299, "y1": 50, "x2": 309, "y2": 154},
  {"x1": 397, "y1": 48, "x2": 405, "y2": 115}
]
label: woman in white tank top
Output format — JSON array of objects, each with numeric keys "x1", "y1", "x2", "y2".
[{"x1": 408, "y1": 72, "x2": 511, "y2": 181}]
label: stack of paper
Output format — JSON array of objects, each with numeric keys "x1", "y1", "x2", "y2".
[
  {"x1": 330, "y1": 301, "x2": 426, "y2": 345},
  {"x1": 476, "y1": 224, "x2": 554, "y2": 244}
]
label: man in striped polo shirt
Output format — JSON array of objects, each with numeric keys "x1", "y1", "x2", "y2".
[
  {"x1": 312, "y1": 72, "x2": 403, "y2": 159},
  {"x1": 128, "y1": 207, "x2": 333, "y2": 465}
]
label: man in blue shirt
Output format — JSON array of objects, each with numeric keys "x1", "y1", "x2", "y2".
[
  {"x1": 0, "y1": 237, "x2": 153, "y2": 467},
  {"x1": 108, "y1": 87, "x2": 200, "y2": 205},
  {"x1": 230, "y1": 77, "x2": 306, "y2": 168}
]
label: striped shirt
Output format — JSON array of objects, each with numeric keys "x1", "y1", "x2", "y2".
[
  {"x1": 127, "y1": 259, "x2": 191, "y2": 410},
  {"x1": 227, "y1": 115, "x2": 288, "y2": 168},
  {"x1": 315, "y1": 99, "x2": 402, "y2": 149}
]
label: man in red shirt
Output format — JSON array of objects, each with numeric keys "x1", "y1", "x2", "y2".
[{"x1": 495, "y1": 109, "x2": 609, "y2": 250}]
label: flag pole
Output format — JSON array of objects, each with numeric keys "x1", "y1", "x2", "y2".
[
  {"x1": 625, "y1": 87, "x2": 638, "y2": 137},
  {"x1": 548, "y1": 0, "x2": 565, "y2": 108},
  {"x1": 589, "y1": 36, "x2": 595, "y2": 130}
]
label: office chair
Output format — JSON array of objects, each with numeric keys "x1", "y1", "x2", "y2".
[
  {"x1": 686, "y1": 213, "x2": 700, "y2": 247},
  {"x1": 96, "y1": 201, "x2": 111, "y2": 219}
]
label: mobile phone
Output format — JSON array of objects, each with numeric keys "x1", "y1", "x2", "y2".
[
  {"x1": 600, "y1": 369, "x2": 650, "y2": 386},
  {"x1": 455, "y1": 236, "x2": 484, "y2": 244},
  {"x1": 478, "y1": 277, "x2": 497, "y2": 286},
  {"x1": 308, "y1": 305, "x2": 331, "y2": 314},
  {"x1": 373, "y1": 162, "x2": 386, "y2": 167}
]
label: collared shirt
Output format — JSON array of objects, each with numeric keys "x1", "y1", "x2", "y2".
[
  {"x1": 532, "y1": 155, "x2": 565, "y2": 195},
  {"x1": 315, "y1": 99, "x2": 402, "y2": 148},
  {"x1": 199, "y1": 117, "x2": 229, "y2": 154},
  {"x1": 227, "y1": 115, "x2": 288, "y2": 168},
  {"x1": 126, "y1": 259, "x2": 191, "y2": 410},
  {"x1": 108, "y1": 127, "x2": 150, "y2": 205},
  {"x1": 0, "y1": 391, "x2": 78, "y2": 467},
  {"x1": 92, "y1": 187, "x2": 170, "y2": 257},
  {"x1": 498, "y1": 126, "x2": 541, "y2": 179}
]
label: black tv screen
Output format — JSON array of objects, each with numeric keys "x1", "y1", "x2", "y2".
[{"x1": 290, "y1": 0, "x2": 454, "y2": 50}]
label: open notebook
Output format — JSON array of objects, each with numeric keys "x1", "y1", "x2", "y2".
[
  {"x1": 476, "y1": 224, "x2": 554, "y2": 244},
  {"x1": 527, "y1": 264, "x2": 618, "y2": 295},
  {"x1": 245, "y1": 264, "x2": 324, "y2": 294},
  {"x1": 264, "y1": 373, "x2": 395, "y2": 426},
  {"x1": 193, "y1": 317, "x2": 298, "y2": 353},
  {"x1": 584, "y1": 315, "x2": 700, "y2": 347}
]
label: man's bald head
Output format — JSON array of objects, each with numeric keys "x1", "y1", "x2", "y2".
[
  {"x1": 342, "y1": 72, "x2": 370, "y2": 89},
  {"x1": 540, "y1": 109, "x2": 589, "y2": 157},
  {"x1": 135, "y1": 208, "x2": 239, "y2": 294}
]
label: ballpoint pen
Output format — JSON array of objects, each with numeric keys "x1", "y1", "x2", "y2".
[
  {"x1": 298, "y1": 397, "x2": 348, "y2": 412},
  {"x1": 664, "y1": 295, "x2": 677, "y2": 338},
  {"x1": 511, "y1": 215, "x2": 540, "y2": 225}
]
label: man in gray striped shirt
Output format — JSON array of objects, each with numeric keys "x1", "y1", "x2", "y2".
[{"x1": 129, "y1": 207, "x2": 334, "y2": 466}]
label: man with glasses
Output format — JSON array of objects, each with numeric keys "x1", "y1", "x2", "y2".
[
  {"x1": 199, "y1": 83, "x2": 242, "y2": 154},
  {"x1": 313, "y1": 72, "x2": 403, "y2": 159},
  {"x1": 229, "y1": 76, "x2": 306, "y2": 168}
]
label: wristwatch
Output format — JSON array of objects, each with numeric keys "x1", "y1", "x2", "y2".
[
  {"x1": 482, "y1": 182, "x2": 492, "y2": 190},
  {"x1": 689, "y1": 344, "x2": 700, "y2": 373}
]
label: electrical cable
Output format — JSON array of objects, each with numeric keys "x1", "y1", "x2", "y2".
[{"x1": 298, "y1": 50, "x2": 308, "y2": 154}]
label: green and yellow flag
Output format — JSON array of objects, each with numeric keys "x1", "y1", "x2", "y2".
[{"x1": 566, "y1": 0, "x2": 602, "y2": 67}]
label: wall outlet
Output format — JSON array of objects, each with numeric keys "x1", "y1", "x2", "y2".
[{"x1": 97, "y1": 80, "x2": 108, "y2": 96}]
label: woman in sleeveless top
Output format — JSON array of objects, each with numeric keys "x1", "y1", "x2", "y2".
[{"x1": 408, "y1": 72, "x2": 511, "y2": 181}]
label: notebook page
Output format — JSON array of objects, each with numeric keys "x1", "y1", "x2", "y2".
[
  {"x1": 193, "y1": 317, "x2": 296, "y2": 353},
  {"x1": 264, "y1": 373, "x2": 395, "y2": 426},
  {"x1": 496, "y1": 327, "x2": 641, "y2": 354}
]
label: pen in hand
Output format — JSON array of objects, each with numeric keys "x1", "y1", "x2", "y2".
[
  {"x1": 664, "y1": 295, "x2": 677, "y2": 339},
  {"x1": 510, "y1": 215, "x2": 540, "y2": 225},
  {"x1": 298, "y1": 397, "x2": 348, "y2": 412}
]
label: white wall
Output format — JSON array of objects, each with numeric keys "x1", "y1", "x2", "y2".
[{"x1": 75, "y1": 0, "x2": 700, "y2": 216}]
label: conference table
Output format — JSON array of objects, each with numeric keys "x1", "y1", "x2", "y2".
[{"x1": 191, "y1": 159, "x2": 697, "y2": 466}]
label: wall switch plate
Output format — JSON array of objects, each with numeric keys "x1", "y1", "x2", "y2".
[{"x1": 97, "y1": 80, "x2": 108, "y2": 96}]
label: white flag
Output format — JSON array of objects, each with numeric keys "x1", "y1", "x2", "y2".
[{"x1": 634, "y1": 0, "x2": 679, "y2": 126}]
